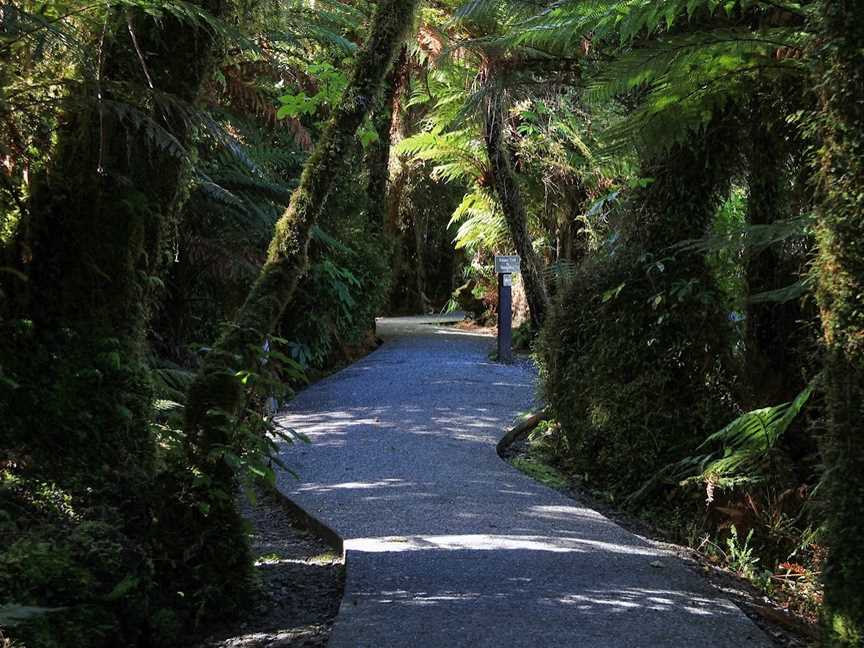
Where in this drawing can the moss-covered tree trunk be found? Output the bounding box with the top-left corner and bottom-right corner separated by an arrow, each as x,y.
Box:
384,51 -> 413,241
366,46 -> 407,232
482,78 -> 549,330
1,4 -> 232,639
19,1 -> 226,497
184,0 -> 418,473
814,2 -> 864,643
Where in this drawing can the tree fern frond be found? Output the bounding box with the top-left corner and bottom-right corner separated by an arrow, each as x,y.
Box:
396,129 -> 488,183
747,278 -> 812,305
449,187 -> 508,252
677,214 -> 812,255
515,0 -> 810,53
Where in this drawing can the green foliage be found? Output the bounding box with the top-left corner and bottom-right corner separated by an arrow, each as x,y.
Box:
670,382 -> 814,489
510,457 -> 570,491
511,0 -> 812,161
523,419 -> 572,459
0,472 -> 150,648
704,185 -> 748,311
812,2 -> 864,642
538,117 -> 739,491
725,525 -> 761,578
538,251 -> 734,493
0,2 -> 393,647
278,147 -> 394,370
278,62 -> 350,119
4,0 -> 861,641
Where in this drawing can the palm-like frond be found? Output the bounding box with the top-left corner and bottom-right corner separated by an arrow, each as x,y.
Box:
1,0 -> 364,197
396,129 -> 488,183
586,27 -> 808,156
516,0 -> 810,52
675,381 -> 815,484
450,187 -> 508,252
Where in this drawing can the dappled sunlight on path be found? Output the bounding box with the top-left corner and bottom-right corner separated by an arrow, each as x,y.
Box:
274,315 -> 770,647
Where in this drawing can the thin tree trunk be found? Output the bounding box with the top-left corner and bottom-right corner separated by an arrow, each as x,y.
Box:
412,209 -> 432,313
814,2 -> 864,643
184,0 -> 419,461
382,49 -> 414,313
384,50 -> 412,239
482,79 -> 549,330
366,46 -> 407,232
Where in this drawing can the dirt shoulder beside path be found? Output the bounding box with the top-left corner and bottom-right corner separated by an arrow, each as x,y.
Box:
198,487 -> 344,648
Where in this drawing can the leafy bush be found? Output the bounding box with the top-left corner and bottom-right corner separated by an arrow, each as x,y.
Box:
281,160 -> 392,372
0,474 -> 150,648
537,246 -> 734,495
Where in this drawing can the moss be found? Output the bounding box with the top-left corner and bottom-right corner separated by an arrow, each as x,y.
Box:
2,3 -> 235,646
0,475 -> 151,648
180,0 -> 420,612
814,2 -> 864,643
184,0 -> 421,452
511,456 -> 570,491
365,46 -> 407,233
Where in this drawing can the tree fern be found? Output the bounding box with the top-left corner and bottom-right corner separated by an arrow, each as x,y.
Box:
505,0 -> 812,161
516,0 -> 810,52
396,129 -> 488,184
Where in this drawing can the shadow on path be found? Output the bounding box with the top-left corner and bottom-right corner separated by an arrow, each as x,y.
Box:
274,315 -> 771,648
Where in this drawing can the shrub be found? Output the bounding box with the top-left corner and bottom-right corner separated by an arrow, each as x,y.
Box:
537,245 -> 735,495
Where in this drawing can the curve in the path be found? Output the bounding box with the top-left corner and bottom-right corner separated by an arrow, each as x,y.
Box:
274,315 -> 770,648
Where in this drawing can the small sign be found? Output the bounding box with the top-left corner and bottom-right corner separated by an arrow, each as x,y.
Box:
502,274 -> 512,287
495,255 -> 521,274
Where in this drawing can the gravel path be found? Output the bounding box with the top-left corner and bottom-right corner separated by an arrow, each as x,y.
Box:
274,315 -> 772,648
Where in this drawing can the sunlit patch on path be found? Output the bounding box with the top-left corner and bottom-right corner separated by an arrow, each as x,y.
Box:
275,315 -> 770,647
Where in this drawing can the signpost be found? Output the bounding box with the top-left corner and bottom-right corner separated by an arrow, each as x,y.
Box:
494,255 -> 520,363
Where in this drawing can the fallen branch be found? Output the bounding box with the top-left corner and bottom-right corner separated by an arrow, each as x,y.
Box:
497,408 -> 548,456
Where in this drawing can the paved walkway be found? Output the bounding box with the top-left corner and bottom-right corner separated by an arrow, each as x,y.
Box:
274,315 -> 770,647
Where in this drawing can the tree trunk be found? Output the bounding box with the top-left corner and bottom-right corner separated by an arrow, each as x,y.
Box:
20,1 -> 226,495
482,80 -> 549,330
384,50 -> 413,240
184,0 -> 419,468
412,209 -> 432,313
366,46 -> 407,232
2,3 -> 238,632
814,2 -> 864,643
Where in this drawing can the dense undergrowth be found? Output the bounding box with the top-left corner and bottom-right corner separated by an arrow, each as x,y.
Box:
0,1 -> 422,646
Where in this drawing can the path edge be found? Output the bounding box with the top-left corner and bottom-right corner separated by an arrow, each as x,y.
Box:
265,481 -> 345,556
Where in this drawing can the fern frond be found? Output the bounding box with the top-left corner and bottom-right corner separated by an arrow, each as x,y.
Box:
516,0 -> 810,53
396,129 -> 488,183
449,187 -> 508,252
678,381 -> 815,483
